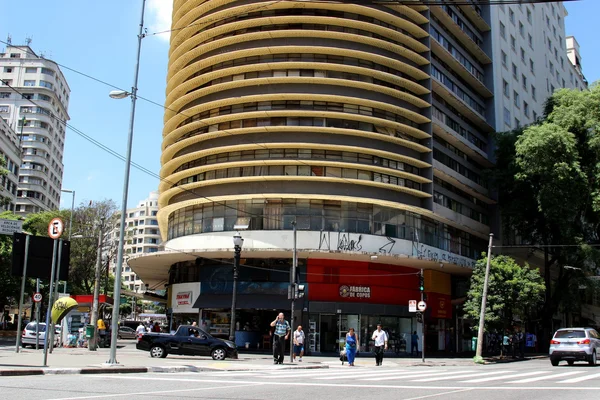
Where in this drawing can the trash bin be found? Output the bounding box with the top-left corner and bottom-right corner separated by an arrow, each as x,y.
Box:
471,337 -> 477,352
85,324 -> 95,339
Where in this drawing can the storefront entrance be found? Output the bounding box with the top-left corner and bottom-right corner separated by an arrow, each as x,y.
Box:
307,312 -> 415,355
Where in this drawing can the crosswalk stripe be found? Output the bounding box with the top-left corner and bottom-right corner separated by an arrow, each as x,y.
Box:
315,370 -> 416,380
461,371 -> 545,383
411,370 -> 509,382
558,371 -> 600,383
266,369 -> 397,378
361,370 -> 471,382
507,370 -> 583,383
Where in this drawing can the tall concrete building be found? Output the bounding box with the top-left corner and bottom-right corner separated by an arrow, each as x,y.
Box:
131,1 -> 496,351
109,191 -> 161,293
0,118 -> 20,212
489,2 -> 587,132
0,44 -> 70,216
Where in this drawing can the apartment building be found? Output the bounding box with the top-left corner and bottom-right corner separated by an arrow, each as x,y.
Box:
0,117 -> 20,212
128,1 -> 496,351
490,2 -> 587,132
0,44 -> 70,216
109,191 -> 161,292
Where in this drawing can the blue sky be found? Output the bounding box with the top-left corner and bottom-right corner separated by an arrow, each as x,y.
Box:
2,0 -> 599,210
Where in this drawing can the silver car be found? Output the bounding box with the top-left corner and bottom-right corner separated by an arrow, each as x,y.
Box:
21,322 -> 60,348
549,327 -> 600,366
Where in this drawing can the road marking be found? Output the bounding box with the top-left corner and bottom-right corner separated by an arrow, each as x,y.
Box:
558,371 -> 600,383
86,374 -> 600,390
461,371 -> 546,383
47,383 -> 264,400
412,370 -> 509,382
361,370 -> 467,382
508,371 -> 583,383
402,388 -> 474,400
317,370 -> 417,380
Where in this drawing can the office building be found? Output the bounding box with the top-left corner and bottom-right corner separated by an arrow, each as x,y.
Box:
489,2 -> 587,131
0,117 -> 20,212
109,191 -> 161,293
130,1 -> 496,352
0,44 -> 70,216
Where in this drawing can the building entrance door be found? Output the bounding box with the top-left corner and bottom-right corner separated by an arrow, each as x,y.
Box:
319,314 -> 337,353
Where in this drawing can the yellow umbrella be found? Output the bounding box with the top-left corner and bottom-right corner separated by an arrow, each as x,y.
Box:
51,297 -> 79,324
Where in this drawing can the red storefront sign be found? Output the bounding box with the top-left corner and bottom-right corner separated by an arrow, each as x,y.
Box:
426,292 -> 453,319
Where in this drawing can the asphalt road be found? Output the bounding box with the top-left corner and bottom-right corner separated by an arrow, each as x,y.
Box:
2,358 -> 600,400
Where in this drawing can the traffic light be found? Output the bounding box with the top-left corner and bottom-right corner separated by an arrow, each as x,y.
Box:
288,284 -> 306,299
295,284 -> 305,299
419,270 -> 425,292
416,312 -> 423,323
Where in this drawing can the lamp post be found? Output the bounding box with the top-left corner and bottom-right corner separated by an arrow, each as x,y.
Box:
229,233 -> 244,343
106,0 -> 146,365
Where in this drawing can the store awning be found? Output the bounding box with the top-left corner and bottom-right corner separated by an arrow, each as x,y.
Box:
193,295 -> 290,310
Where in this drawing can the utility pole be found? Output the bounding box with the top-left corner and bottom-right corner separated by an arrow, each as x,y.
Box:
89,218 -> 105,351
475,233 -> 494,359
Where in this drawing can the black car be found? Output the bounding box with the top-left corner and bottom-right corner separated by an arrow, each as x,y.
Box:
136,325 -> 238,360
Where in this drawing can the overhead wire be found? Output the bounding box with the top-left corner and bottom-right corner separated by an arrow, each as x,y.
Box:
0,33 -> 429,228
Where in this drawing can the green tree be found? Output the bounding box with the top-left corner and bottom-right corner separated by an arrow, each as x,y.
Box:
0,211 -> 33,311
493,83 -> 600,346
23,200 -> 118,295
464,254 -> 545,338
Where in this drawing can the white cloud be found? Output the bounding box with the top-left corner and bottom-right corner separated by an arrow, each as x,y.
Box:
146,0 -> 173,41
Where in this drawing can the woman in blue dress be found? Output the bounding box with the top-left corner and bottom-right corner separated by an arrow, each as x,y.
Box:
345,328 -> 358,366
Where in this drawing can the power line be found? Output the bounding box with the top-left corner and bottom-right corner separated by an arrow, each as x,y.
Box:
0,49 -> 431,228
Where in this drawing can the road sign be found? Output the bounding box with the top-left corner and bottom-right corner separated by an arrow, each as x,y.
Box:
48,217 -> 64,239
408,300 -> 417,312
4,305 -> 9,311
33,292 -> 42,303
0,218 -> 22,235
417,300 -> 427,312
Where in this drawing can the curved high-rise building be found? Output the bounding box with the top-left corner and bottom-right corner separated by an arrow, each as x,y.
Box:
131,1 -> 495,353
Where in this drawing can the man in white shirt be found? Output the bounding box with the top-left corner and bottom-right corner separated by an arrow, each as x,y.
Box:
135,322 -> 146,342
293,326 -> 305,362
371,323 -> 388,366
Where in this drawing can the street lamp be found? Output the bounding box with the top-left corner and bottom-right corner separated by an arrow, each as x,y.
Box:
229,233 -> 244,342
106,0 -> 146,365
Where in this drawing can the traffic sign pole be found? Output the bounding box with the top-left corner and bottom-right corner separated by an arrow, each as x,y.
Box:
15,235 -> 30,353
420,269 -> 425,363
35,280 -> 40,350
42,239 -> 59,366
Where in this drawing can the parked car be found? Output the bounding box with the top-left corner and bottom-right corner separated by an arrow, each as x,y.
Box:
118,326 -> 137,340
21,322 -> 60,348
549,327 -> 600,366
136,325 -> 238,360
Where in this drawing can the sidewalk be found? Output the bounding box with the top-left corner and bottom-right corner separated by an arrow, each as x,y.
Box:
0,343 -> 546,377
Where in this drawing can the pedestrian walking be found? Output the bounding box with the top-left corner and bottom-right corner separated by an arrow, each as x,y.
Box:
270,312 -> 290,364
135,321 -> 146,342
293,325 -> 305,362
345,328 -> 358,366
371,323 -> 388,366
411,330 -> 419,356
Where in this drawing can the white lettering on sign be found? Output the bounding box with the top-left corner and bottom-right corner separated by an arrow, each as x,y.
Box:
176,291 -> 192,306
339,285 -> 371,299
0,219 -> 22,235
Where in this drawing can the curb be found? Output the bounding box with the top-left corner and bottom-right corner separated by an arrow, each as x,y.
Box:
0,363 -> 329,377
